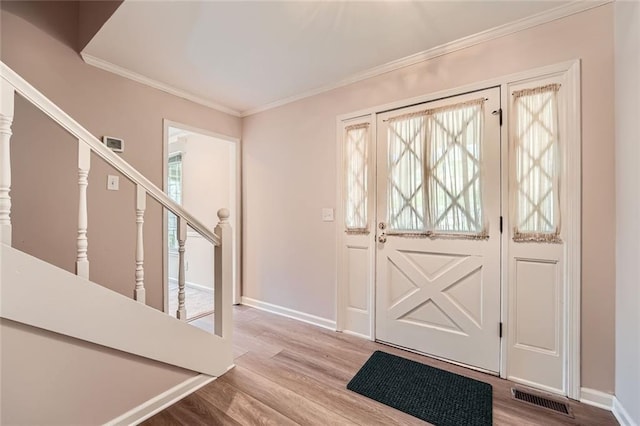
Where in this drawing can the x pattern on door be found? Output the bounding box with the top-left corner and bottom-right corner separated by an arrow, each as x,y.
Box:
387,249 -> 484,335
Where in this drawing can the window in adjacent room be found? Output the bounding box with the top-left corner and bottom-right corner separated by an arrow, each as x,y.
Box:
167,152 -> 183,251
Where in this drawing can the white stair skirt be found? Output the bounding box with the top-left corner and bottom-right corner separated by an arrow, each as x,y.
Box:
0,244 -> 233,376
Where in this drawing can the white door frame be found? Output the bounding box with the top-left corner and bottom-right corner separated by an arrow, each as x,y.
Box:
336,60 -> 581,399
162,119 -> 242,311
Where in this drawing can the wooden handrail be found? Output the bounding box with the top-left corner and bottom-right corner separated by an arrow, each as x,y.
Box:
0,61 -> 220,246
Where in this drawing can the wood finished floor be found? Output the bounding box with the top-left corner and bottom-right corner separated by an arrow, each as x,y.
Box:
143,306 -> 617,426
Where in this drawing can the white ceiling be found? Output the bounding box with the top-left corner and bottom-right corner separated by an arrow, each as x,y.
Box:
84,1 -> 571,115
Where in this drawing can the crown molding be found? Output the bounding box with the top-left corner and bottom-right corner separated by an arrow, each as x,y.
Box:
80,53 -> 242,117
240,0 -> 610,117
82,0 -> 610,119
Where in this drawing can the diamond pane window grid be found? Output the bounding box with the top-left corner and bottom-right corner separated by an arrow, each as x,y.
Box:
387,115 -> 427,232
514,86 -> 559,235
427,102 -> 484,233
345,125 -> 369,230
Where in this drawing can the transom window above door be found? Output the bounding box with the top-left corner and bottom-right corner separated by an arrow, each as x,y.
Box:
386,98 -> 487,236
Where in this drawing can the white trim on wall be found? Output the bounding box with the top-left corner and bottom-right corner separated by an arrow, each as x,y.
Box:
241,297 -> 336,331
499,81 -> 510,382
613,397 -> 638,426
580,387 -> 614,411
564,59 -> 583,400
104,374 -> 216,426
335,118 -> 344,333
164,120 -> 240,145
81,53 -> 241,117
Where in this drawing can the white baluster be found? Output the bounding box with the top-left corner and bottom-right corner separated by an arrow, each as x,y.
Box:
0,80 -> 15,245
134,185 -> 146,303
76,142 -> 91,279
214,208 -> 233,343
176,216 -> 187,320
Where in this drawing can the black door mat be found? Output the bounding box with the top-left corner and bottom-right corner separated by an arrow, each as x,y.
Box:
347,351 -> 493,426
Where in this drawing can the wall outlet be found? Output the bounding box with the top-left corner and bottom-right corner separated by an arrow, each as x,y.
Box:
107,175 -> 119,191
322,208 -> 334,222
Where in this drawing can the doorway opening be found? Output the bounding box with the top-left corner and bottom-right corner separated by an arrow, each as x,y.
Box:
163,121 -> 240,321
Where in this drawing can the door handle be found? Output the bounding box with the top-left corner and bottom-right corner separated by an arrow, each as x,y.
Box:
378,232 -> 387,243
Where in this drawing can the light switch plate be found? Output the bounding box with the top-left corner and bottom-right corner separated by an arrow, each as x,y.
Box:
322,208 -> 334,222
107,175 -> 119,191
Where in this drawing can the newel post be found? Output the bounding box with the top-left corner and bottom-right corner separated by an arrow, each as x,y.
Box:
214,208 -> 233,341
0,79 -> 15,245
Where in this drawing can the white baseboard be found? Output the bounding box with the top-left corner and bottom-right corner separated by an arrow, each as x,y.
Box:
342,329 -> 373,341
105,374 -> 216,426
613,397 -> 638,426
168,277 -> 214,293
580,387 -> 614,410
241,296 -> 336,331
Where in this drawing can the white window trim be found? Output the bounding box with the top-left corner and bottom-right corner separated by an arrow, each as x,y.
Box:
167,152 -> 183,255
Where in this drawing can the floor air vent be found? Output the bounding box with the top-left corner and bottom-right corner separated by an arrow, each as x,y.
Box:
511,388 -> 572,417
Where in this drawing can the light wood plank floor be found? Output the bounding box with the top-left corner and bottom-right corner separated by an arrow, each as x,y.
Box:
143,306 -> 617,425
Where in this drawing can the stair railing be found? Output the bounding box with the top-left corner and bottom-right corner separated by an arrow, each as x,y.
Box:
0,62 -> 232,342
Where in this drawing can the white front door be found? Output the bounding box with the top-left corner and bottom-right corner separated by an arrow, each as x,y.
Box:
375,88 -> 502,373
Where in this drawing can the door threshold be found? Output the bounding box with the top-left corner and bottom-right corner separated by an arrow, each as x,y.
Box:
376,339 -> 500,377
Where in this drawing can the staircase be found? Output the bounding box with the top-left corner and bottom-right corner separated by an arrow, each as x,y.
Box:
0,61 -> 234,417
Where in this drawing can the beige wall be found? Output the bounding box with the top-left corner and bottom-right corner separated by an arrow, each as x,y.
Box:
614,1 -> 640,422
1,2 -> 242,311
0,318 -> 197,425
78,0 -> 122,51
242,5 -> 616,392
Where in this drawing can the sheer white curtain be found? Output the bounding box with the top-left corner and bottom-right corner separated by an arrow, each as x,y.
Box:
513,84 -> 561,242
387,113 -> 427,232
426,100 -> 485,234
344,123 -> 369,231
385,98 -> 486,236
